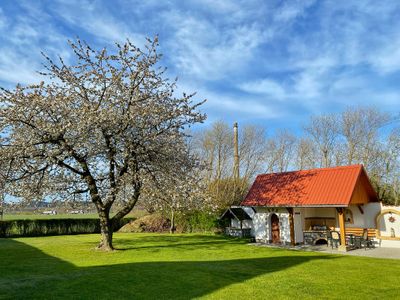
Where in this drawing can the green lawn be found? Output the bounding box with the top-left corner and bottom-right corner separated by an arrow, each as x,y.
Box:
0,234 -> 399,299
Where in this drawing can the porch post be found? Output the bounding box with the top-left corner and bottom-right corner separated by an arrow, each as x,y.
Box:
287,207 -> 295,246
337,208 -> 347,252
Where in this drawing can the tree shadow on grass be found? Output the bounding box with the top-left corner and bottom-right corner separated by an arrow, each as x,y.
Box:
0,238 -> 338,299
112,234 -> 248,251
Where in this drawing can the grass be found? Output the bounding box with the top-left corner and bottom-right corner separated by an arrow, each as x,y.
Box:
0,233 -> 399,299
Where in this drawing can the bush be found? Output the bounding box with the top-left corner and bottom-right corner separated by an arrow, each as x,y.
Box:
176,211 -> 219,233
118,213 -> 170,233
0,218 -> 133,238
119,211 -> 219,234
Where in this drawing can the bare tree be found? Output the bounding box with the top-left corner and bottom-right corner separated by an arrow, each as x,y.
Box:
0,38 -> 205,250
305,114 -> 339,168
264,130 -> 296,173
239,124 -> 267,180
369,128 -> 400,204
295,138 -> 316,170
340,106 -> 390,167
194,121 -> 268,209
196,121 -> 233,182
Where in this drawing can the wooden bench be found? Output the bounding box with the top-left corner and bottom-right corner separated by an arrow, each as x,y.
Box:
345,227 -> 376,239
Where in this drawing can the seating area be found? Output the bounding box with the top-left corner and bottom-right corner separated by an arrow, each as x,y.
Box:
345,228 -> 376,239
327,227 -> 376,250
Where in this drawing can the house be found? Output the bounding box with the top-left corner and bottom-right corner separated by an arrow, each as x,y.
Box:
226,165 -> 400,251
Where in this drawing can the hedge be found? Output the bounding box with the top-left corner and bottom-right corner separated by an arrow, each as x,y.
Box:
175,211 -> 219,233
0,218 -> 134,238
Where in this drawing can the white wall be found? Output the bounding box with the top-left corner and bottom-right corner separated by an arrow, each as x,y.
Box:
252,207 -> 268,242
355,203 -> 400,234
252,207 -> 291,244
350,203 -> 381,228
294,208 -> 303,243
346,205 -> 364,228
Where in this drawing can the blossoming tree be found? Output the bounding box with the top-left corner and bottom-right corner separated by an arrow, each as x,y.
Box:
0,38 -> 205,250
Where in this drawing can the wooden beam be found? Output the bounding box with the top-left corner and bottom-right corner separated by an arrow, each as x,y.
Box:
287,207 -> 295,246
337,208 -> 347,252
357,205 -> 364,214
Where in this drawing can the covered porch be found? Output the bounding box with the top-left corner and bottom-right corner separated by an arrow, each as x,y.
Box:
291,205 -> 376,251
249,205 -> 375,252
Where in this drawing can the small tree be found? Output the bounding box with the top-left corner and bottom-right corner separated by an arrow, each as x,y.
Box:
142,158 -> 208,233
0,38 -> 205,250
207,177 -> 249,210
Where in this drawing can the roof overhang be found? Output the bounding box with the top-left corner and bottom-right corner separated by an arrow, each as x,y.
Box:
241,204 -> 348,208
220,207 -> 251,220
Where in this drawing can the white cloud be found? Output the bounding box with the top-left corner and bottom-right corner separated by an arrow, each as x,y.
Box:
1,0 -> 400,126
369,36 -> 400,74
0,4 -> 70,86
163,10 -> 273,81
0,50 -> 43,85
239,78 -> 287,99
293,70 -> 323,99
195,0 -> 241,14
207,96 -> 279,118
176,81 -> 282,120
0,8 -> 7,29
49,0 -> 145,46
274,0 -> 316,22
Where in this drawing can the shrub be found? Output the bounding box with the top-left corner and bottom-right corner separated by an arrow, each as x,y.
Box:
119,211 -> 219,234
176,211 -> 219,233
0,218 -> 133,238
118,213 -> 170,233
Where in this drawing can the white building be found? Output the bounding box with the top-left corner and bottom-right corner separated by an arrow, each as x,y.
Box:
225,165 -> 400,251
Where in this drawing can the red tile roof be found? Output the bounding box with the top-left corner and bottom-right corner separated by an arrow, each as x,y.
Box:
241,165 -> 378,207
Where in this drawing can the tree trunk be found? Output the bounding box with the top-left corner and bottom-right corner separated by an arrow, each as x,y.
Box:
170,210 -> 175,234
97,212 -> 114,251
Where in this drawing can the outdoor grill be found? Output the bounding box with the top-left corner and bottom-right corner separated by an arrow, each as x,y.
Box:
303,217 -> 336,245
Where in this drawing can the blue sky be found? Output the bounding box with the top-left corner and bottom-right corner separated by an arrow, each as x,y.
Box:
0,0 -> 399,133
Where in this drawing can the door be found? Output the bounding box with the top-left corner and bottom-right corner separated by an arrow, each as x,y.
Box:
271,214 -> 280,243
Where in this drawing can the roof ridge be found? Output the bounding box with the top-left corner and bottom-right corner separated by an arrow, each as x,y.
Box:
257,164 -> 363,177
